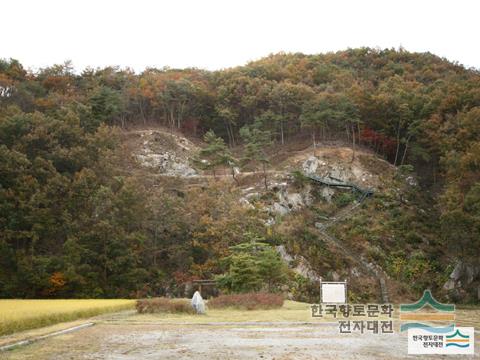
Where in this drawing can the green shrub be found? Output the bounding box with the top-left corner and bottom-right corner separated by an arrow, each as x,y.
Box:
289,275 -> 318,303
366,246 -> 385,263
334,192 -> 355,207
291,170 -> 308,188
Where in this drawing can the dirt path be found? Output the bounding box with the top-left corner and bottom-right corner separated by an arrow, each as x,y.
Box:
0,323 -> 419,360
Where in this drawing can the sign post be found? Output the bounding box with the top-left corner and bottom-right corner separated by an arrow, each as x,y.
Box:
320,279 -> 347,303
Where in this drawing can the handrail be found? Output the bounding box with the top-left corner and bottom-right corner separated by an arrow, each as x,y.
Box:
304,173 -> 374,200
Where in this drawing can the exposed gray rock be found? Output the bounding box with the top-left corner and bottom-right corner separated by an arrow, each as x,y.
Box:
137,151 -> 197,177
328,168 -> 349,182
321,187 -> 335,202
443,261 -> 480,291
465,264 -> 480,284
239,197 -> 255,209
443,279 -> 456,291
242,187 -> 256,193
350,267 -> 361,277
271,182 -> 288,191
282,192 -> 304,209
405,176 -> 418,186
245,192 -> 260,200
134,130 -> 198,177
265,218 -> 276,226
277,245 -> 294,263
276,245 -> 321,283
314,222 -> 325,230
269,182 -> 312,217
451,262 -> 466,282
302,156 -> 320,174
271,202 -> 290,216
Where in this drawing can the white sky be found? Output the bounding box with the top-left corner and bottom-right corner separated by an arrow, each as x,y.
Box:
2,0 -> 479,73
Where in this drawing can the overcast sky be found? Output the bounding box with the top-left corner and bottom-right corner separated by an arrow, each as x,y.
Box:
3,0 -> 479,73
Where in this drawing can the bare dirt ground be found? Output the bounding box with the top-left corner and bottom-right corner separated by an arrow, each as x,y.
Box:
1,323 -> 398,360
2,322 -> 478,360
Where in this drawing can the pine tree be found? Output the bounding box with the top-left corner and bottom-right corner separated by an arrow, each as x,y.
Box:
216,239 -> 288,293
194,130 -> 235,179
240,124 -> 272,190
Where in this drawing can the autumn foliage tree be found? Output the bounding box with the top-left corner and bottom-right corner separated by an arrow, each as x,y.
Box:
2,48 -> 480,298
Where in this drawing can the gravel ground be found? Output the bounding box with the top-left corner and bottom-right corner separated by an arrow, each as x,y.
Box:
4,322 -> 478,360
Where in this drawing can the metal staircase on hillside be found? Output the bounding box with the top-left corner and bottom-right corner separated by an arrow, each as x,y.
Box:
304,174 -> 374,201
306,173 -> 389,303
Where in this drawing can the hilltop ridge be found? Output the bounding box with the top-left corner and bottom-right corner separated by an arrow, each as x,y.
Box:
1,49 -> 479,301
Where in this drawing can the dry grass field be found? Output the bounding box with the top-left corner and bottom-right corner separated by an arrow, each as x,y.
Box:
0,299 -> 135,336
1,300 -> 479,359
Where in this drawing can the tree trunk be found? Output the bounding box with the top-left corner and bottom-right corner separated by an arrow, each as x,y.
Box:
351,124 -> 356,162
225,121 -> 233,147
178,101 -> 186,129
262,162 -> 268,190
170,107 -> 175,134
400,134 -> 412,166
231,166 -> 239,186
138,95 -> 146,124
103,236 -> 108,287
393,121 -> 401,166
228,122 -> 236,146
153,227 -> 157,267
357,121 -> 362,145
280,120 -> 284,145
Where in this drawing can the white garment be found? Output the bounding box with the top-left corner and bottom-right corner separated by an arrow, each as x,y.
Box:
191,291 -> 205,314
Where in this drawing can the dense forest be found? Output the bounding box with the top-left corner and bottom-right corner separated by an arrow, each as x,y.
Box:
1,48 -> 479,299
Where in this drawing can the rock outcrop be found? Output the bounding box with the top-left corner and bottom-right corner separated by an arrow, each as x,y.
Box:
276,245 -> 321,283
443,261 -> 480,300
133,130 -> 198,177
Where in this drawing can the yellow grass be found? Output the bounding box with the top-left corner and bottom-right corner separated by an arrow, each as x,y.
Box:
128,300 -> 337,323
0,299 -> 135,336
126,300 -> 480,328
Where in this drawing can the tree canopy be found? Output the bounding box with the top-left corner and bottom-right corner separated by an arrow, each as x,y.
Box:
1,48 -> 479,299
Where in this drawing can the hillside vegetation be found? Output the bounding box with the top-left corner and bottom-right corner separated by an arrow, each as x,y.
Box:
0,48 -> 479,302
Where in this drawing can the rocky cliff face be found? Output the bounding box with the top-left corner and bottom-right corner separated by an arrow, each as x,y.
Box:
276,245 -> 321,283
128,129 -> 199,177
444,262 -> 480,301
120,128 -> 456,303
296,150 -> 392,189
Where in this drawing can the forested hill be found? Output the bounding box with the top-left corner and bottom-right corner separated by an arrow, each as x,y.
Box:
0,48 -> 479,300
